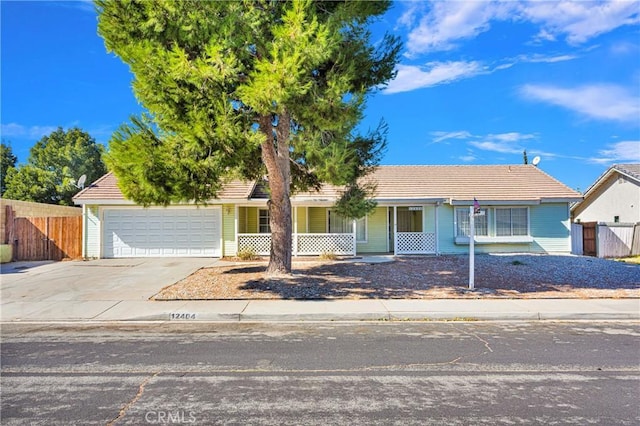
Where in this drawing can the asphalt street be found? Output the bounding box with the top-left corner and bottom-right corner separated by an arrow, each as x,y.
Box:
1,321 -> 639,425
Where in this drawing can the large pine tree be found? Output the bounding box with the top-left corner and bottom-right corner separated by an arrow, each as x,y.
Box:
96,0 -> 400,275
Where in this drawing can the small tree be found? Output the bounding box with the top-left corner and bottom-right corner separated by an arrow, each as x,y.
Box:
0,142 -> 17,195
3,127 -> 106,205
97,0 -> 401,276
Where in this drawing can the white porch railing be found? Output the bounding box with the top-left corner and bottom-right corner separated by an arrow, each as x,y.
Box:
237,234 -> 272,255
237,233 -> 356,256
396,232 -> 436,254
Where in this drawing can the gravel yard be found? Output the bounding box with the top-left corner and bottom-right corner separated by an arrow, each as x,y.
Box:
152,254 -> 640,301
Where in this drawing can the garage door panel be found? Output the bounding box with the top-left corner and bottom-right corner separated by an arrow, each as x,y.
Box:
102,208 -> 221,258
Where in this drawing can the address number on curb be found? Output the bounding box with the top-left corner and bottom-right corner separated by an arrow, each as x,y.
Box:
170,313 -> 196,320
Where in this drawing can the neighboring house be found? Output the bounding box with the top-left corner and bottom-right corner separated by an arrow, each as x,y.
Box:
73,165 -> 581,258
571,164 -> 640,224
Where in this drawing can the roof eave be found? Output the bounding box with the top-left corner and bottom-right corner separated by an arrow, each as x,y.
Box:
74,198 -> 247,206
541,197 -> 583,203
375,198 -> 447,205
450,199 -> 541,206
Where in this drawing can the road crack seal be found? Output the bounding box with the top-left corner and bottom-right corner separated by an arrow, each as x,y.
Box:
449,324 -> 494,359
107,371 -> 159,426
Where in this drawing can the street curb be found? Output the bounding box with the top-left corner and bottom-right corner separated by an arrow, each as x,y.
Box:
2,299 -> 638,323
4,312 -> 638,323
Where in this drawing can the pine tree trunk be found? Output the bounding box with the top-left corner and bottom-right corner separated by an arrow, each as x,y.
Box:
259,113 -> 292,277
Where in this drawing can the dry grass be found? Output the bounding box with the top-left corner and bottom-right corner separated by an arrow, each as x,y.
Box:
152,255 -> 640,301
616,256 -> 640,265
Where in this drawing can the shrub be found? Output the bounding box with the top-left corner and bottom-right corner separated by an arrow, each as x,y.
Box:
320,251 -> 338,261
237,247 -> 258,261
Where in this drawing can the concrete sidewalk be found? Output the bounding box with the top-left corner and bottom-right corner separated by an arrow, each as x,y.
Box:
1,258 -> 638,323
2,297 -> 638,323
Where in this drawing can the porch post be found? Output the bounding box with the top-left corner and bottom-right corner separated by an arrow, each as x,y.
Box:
386,207 -> 390,253
234,205 -> 239,257
435,202 -> 440,255
352,219 -> 357,256
293,206 -> 298,257
393,206 -> 398,255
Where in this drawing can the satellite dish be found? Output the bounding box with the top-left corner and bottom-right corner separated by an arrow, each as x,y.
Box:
75,174 -> 87,189
532,156 -> 541,166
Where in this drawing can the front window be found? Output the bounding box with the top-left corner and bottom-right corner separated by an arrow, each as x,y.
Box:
456,208 -> 488,237
328,211 -> 366,242
496,208 -> 528,236
258,209 -> 270,233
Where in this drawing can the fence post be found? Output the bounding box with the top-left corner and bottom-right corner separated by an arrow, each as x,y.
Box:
633,223 -> 640,256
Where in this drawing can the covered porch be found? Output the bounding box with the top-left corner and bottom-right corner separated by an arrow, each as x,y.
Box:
236,205 -> 357,256
389,204 -> 440,255
235,203 -> 441,257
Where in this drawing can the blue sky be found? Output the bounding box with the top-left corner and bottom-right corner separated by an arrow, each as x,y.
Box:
1,1 -> 639,193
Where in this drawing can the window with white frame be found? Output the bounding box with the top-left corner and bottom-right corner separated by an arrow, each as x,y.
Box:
455,208 -> 488,237
328,211 -> 367,242
258,209 -> 270,233
496,208 -> 528,236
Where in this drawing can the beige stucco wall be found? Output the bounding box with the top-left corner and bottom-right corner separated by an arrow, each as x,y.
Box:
573,174 -> 640,223
1,198 -> 82,217
1,198 -> 82,245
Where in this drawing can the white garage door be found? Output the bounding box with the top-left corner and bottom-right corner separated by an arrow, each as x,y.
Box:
102,208 -> 222,258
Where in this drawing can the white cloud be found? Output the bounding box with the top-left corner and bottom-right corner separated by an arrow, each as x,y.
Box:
610,41 -> 640,56
591,141 -> 640,163
469,132 -> 537,154
430,131 -> 473,143
470,141 -> 524,154
386,49 -> 579,95
0,123 -> 26,137
520,83 -> 640,123
0,123 -> 58,139
459,153 -> 477,162
401,1 -> 640,55
385,61 -> 487,94
490,132 -> 536,143
405,1 -> 509,54
430,130 -> 537,157
48,0 -> 95,13
521,54 -> 578,63
495,52 -> 579,72
396,2 -> 424,30
1,122 -> 115,144
523,0 -> 640,45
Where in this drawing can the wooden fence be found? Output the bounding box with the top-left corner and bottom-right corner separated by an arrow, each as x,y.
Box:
571,222 -> 640,258
7,215 -> 82,261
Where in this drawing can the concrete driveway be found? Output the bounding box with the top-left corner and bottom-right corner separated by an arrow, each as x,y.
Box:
0,258 -> 218,321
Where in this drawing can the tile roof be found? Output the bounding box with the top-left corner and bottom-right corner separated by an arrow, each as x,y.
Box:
73,172 -> 255,202
73,173 -> 123,200
613,164 -> 640,182
74,165 -> 581,204
570,163 -> 640,213
365,165 -> 581,202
